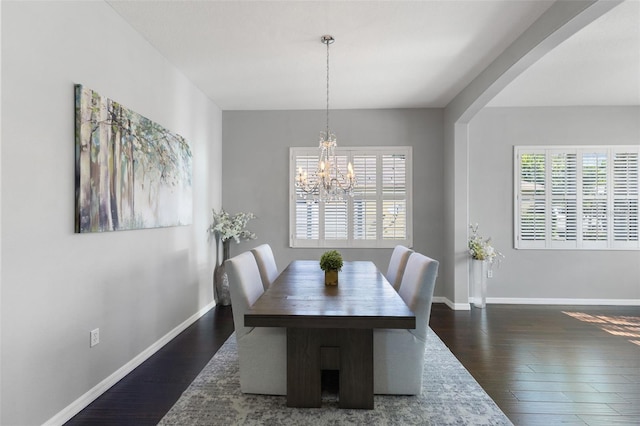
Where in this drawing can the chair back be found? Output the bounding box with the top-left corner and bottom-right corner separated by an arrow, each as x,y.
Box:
251,244 -> 278,290
225,251 -> 265,339
386,245 -> 413,291
398,252 -> 439,341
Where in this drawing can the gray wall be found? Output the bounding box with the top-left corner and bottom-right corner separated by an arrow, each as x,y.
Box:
441,1 -> 621,308
1,2 -> 222,424
469,107 -> 640,301
221,109 -> 445,292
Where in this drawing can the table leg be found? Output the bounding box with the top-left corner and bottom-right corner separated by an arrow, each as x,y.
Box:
286,328 -> 373,409
339,328 -> 373,409
287,328 -> 321,407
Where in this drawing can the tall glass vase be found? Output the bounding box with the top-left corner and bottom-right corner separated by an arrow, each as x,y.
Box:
471,259 -> 488,308
214,238 -> 231,306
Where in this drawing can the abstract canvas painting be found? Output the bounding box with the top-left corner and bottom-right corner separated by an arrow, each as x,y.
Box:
75,84 -> 192,233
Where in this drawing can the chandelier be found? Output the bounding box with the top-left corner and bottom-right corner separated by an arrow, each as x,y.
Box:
295,35 -> 356,203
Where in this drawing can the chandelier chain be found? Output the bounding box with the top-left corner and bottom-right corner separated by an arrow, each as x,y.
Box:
326,36 -> 330,135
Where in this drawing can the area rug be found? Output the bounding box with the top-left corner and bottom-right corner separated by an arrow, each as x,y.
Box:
159,329 -> 512,425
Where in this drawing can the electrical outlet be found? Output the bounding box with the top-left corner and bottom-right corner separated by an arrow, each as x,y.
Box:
90,328 -> 99,347
487,269 -> 493,278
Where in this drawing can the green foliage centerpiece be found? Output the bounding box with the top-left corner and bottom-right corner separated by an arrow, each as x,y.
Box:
320,250 -> 343,286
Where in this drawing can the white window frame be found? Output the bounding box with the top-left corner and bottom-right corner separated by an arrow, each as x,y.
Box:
514,145 -> 640,250
290,146 -> 413,248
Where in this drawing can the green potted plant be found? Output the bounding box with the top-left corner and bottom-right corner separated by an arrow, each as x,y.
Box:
319,250 -> 343,286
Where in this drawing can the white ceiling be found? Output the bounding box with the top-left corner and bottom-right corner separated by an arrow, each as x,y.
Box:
107,0 -> 640,111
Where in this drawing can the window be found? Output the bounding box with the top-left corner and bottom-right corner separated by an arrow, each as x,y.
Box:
515,146 -> 639,250
290,146 -> 412,248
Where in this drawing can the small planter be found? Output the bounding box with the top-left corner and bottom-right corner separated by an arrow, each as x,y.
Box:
325,269 -> 339,286
320,250 -> 343,286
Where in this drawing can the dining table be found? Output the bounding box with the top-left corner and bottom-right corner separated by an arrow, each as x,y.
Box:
244,260 -> 416,409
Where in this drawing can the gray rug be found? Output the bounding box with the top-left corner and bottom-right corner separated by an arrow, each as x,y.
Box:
159,329 -> 513,425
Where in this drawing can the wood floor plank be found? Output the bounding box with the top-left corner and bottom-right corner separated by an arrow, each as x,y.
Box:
511,390 -> 574,402
561,391 -> 630,404
577,415 -> 640,425
498,372 -> 633,383
608,403 -> 640,415
588,382 -> 640,393
485,380 -> 600,393
528,365 -> 639,375
498,401 -> 620,415
507,413 -> 587,425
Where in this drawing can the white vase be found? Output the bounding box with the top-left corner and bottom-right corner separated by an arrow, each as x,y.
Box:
471,259 -> 488,308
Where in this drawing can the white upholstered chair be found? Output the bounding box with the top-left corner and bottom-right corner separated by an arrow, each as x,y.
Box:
250,244 -> 279,290
374,252 -> 439,395
386,245 -> 414,291
225,251 -> 286,395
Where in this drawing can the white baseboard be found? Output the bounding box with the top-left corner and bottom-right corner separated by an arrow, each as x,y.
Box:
433,296 -> 640,310
486,297 -> 640,306
43,300 -> 217,426
432,296 -> 471,311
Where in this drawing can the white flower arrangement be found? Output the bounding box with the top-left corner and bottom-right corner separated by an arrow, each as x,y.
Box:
468,223 -> 504,264
208,208 -> 256,243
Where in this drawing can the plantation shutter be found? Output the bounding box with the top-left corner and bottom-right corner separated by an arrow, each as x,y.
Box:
323,153 -> 350,241
324,201 -> 348,240
515,146 -> 639,250
612,149 -> 639,247
581,151 -> 608,247
290,146 -> 412,248
352,154 -> 377,240
550,151 -> 577,246
382,154 -> 407,240
294,155 -> 320,241
516,151 -> 546,247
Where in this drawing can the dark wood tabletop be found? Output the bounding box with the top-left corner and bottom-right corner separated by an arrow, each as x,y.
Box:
245,260 -> 416,330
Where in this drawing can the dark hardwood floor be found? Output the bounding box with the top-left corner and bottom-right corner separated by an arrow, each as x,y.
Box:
66,304 -> 639,425
430,304 -> 640,426
66,305 -> 235,426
